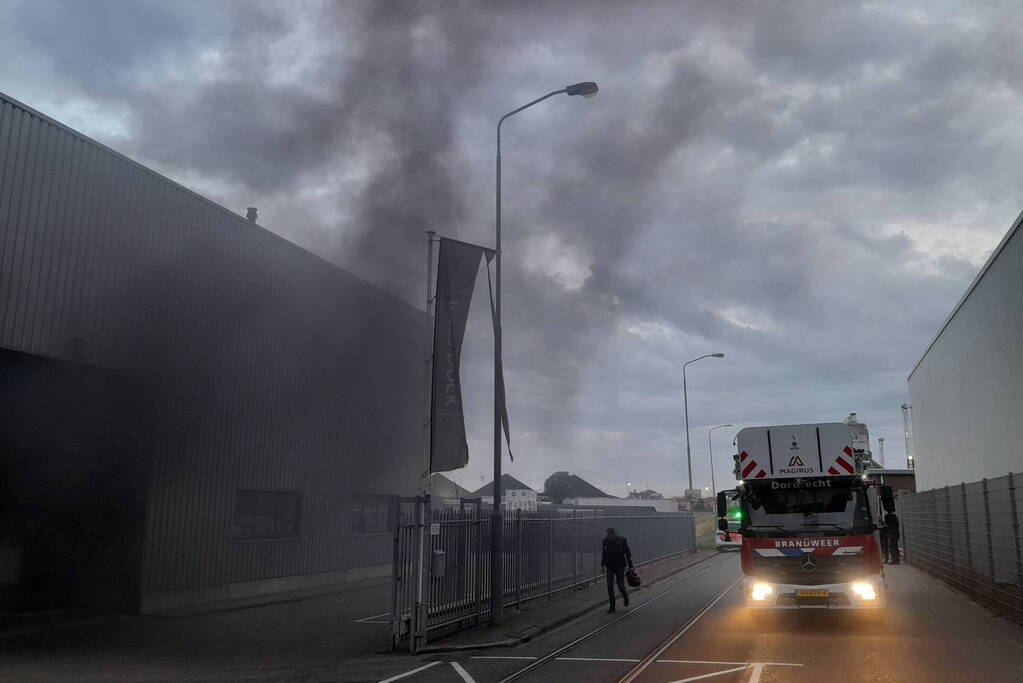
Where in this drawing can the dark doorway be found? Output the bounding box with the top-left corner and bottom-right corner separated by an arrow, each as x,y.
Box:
0,348 -> 152,613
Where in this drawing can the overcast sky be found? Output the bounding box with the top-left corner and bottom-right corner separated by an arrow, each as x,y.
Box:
3,0 -> 1019,496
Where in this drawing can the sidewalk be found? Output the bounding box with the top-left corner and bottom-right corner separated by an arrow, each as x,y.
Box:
0,579 -> 396,682
418,549 -> 717,653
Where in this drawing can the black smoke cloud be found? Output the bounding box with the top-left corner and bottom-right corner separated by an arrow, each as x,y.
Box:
2,0 -> 1020,492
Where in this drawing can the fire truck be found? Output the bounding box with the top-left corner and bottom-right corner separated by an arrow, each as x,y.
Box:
717,422 -> 895,614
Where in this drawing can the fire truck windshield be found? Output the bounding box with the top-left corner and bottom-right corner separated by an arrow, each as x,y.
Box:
745,485 -> 872,535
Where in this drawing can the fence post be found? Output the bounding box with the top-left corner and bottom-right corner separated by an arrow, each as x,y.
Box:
982,479 -> 995,580
944,485 -> 954,566
475,512 -> 484,625
410,497 -> 425,654
515,509 -> 522,610
572,511 -> 578,587
547,513 -> 553,600
389,504 -> 402,652
899,494 -> 908,563
961,482 -> 973,571
422,501 -> 434,650
1009,473 -> 1023,588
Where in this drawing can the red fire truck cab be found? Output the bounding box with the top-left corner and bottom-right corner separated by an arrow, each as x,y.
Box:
718,423 -> 895,612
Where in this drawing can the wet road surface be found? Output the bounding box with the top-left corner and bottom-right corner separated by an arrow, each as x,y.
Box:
374,553 -> 1023,683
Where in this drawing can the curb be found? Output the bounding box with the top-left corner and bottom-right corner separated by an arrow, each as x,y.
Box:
416,552 -> 717,654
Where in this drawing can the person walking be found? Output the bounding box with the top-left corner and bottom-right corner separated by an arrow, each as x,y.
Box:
601,527 -> 633,613
884,511 -> 900,564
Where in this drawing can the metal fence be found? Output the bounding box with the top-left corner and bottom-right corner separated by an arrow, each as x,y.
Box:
390,499 -> 696,652
900,472 -> 1023,623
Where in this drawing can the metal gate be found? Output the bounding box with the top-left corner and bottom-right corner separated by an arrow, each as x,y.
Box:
389,497 -> 423,652
389,497 -> 696,653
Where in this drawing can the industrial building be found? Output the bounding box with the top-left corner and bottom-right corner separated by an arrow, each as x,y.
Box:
0,93 -> 423,614
908,210 -> 1023,491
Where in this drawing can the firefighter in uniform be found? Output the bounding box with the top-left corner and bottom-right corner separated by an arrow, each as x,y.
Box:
878,518 -> 890,563
884,511 -> 900,564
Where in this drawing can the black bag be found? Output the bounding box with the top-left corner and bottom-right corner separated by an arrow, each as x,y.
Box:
625,568 -> 641,587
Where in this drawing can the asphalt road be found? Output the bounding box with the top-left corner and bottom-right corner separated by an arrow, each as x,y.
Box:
374,553 -> 1023,683
5,554 -> 1023,682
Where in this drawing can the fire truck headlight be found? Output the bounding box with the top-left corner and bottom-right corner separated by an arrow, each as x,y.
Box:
751,583 -> 773,601
851,582 -> 877,600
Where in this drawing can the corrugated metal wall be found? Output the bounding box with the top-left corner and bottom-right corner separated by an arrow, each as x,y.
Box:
0,93 -> 424,598
908,215 -> 1023,491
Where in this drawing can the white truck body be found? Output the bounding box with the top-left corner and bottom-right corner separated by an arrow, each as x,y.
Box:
736,423 -> 857,479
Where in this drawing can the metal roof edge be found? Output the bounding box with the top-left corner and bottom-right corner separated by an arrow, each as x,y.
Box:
907,207 -> 1023,382
0,91 -> 425,317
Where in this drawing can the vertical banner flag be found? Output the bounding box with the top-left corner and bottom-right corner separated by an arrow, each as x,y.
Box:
430,238 -> 495,473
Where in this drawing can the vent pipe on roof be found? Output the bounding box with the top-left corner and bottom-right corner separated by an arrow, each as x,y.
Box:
246,207 -> 258,223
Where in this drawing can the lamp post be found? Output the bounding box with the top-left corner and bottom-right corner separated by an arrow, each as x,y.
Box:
901,403 -> 914,469
683,353 -> 725,494
707,424 -> 733,496
491,81 -> 598,626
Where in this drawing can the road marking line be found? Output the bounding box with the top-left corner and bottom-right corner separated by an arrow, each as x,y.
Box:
450,661 -> 476,683
356,611 -> 392,623
498,555 -> 734,683
666,661 -> 805,683
618,577 -> 740,683
378,661 -> 441,682
667,665 -> 751,683
657,660 -> 802,667
470,656 -> 538,660
556,657 -> 642,662
656,660 -> 747,665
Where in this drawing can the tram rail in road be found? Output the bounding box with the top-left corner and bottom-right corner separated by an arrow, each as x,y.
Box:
496,554 -> 737,683
616,578 -> 739,683
375,552 -> 1023,683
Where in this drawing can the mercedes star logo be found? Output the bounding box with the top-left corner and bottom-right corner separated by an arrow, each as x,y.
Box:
800,553 -> 818,571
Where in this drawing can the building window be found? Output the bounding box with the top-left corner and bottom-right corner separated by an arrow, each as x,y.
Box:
233,490 -> 301,540
351,494 -> 394,534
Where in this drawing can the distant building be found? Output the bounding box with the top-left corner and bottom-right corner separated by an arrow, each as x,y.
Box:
629,489 -> 664,500
908,210 -> 1023,490
864,468 -> 917,496
844,413 -> 882,469
506,489 -> 539,512
565,497 -> 678,513
429,474 -> 475,507
473,474 -> 537,511
562,475 -> 611,498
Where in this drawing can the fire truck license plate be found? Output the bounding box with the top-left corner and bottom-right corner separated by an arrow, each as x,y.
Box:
797,589 -> 829,598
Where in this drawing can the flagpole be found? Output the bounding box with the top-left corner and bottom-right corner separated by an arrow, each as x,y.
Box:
423,230 -> 437,497
492,119 -> 504,626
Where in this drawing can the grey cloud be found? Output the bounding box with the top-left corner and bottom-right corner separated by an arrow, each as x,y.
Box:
2,0 -> 1019,492
11,0 -> 208,91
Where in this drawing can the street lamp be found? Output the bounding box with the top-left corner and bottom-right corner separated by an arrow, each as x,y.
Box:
491,81 -> 598,626
682,353 -> 725,493
707,424 -> 733,496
